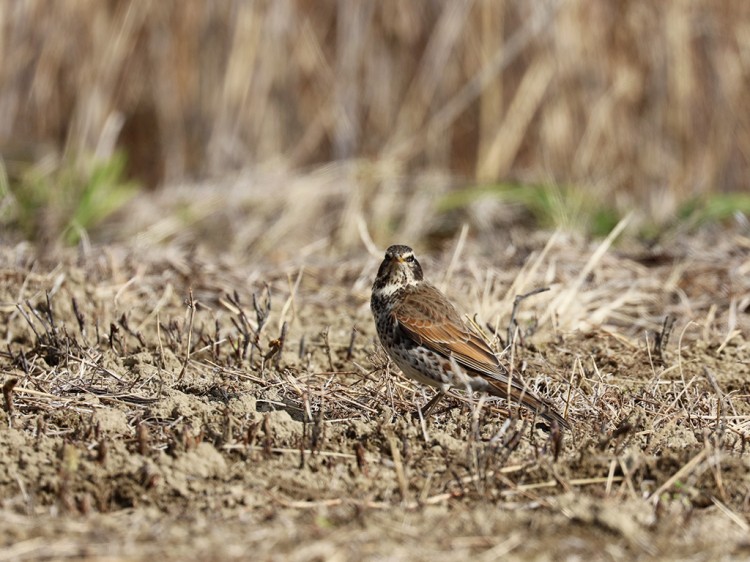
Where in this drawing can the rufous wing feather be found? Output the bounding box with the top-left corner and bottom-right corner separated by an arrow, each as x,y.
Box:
393,284 -> 569,429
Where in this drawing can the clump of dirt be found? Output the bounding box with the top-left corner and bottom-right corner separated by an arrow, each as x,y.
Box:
0,230 -> 748,560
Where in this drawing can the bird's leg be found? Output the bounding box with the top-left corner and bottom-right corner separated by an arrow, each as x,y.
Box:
418,389 -> 447,418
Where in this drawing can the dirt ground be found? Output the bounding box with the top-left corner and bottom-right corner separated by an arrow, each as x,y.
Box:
1,223 -> 749,561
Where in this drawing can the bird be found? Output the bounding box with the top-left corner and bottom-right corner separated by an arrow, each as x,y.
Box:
370,244 -> 569,430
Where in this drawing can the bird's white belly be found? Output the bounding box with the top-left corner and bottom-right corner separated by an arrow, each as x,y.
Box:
387,345 -> 449,389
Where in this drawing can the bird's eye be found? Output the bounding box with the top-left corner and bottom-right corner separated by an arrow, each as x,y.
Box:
405,255 -> 415,263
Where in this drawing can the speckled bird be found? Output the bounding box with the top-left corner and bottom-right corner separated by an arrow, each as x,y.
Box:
370,244 -> 569,429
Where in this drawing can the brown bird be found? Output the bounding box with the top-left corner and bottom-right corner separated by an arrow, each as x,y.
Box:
371,244 -> 569,429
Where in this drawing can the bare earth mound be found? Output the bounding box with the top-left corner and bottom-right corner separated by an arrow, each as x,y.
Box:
1,228 -> 749,561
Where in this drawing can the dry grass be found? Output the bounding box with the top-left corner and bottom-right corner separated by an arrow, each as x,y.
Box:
0,226 -> 748,559
1,1 -> 749,228
1,3 -> 749,558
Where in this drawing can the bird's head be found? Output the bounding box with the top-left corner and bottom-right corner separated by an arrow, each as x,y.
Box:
373,245 -> 424,294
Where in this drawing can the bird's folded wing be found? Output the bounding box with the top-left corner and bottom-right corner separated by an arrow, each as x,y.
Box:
393,291 -> 570,429
392,289 -> 506,378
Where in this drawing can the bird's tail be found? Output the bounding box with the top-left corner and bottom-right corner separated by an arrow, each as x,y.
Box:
486,375 -> 570,430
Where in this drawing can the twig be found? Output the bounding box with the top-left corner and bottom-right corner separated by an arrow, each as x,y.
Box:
345,326 -> 357,361
224,291 -> 253,362
321,327 -> 334,372
43,291 -> 55,331
178,289 -> 196,381
71,297 -> 86,339
440,223 -> 469,291
279,266 -> 304,331
652,315 -> 675,362
15,303 -> 40,340
252,284 -> 272,363
702,367 -> 725,425
26,299 -> 52,340
507,287 -> 550,347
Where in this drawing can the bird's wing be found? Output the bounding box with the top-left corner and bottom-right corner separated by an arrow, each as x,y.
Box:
393,284 -> 569,429
392,284 -> 506,377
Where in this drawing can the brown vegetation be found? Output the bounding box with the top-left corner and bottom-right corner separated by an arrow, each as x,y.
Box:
1,3 -> 749,560
2,1 -> 749,219
1,227 -> 749,559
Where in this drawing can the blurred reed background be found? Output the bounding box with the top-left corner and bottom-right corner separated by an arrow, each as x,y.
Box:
0,0 -> 749,249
